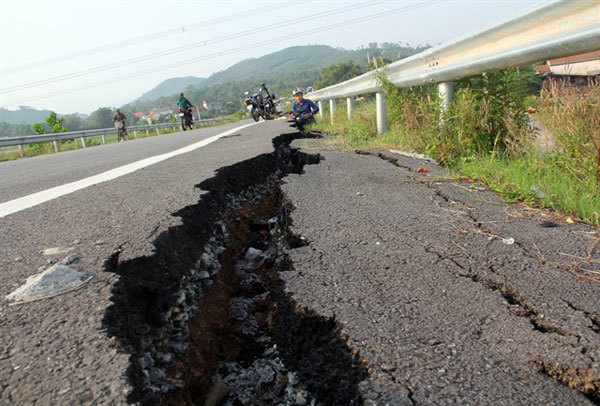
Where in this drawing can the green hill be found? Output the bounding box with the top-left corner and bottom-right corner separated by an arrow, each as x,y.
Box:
204,45 -> 357,86
123,43 -> 426,118
135,76 -> 207,103
0,106 -> 58,125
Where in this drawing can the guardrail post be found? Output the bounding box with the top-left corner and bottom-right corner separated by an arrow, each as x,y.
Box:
145,129 -> 149,137
438,82 -> 455,112
329,99 -> 336,124
318,101 -> 323,120
18,145 -> 24,157
80,137 -> 86,149
101,135 -> 106,144
346,97 -> 354,120
53,141 -> 58,153
376,91 -> 387,135
156,128 -> 160,136
134,130 -> 138,139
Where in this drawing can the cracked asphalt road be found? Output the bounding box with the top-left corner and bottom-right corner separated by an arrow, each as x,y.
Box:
1,119 -> 599,404
0,120 -> 272,404
282,139 -> 600,405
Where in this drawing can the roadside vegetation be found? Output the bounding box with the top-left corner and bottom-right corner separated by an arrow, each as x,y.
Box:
0,113 -> 245,162
311,67 -> 600,224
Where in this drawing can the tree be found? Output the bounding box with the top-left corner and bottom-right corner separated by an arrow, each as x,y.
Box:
88,107 -> 114,129
62,114 -> 83,131
32,122 -> 45,135
45,111 -> 67,133
316,61 -> 363,89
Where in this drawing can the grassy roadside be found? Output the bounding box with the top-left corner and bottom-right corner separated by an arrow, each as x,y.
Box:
310,82 -> 600,225
0,116 -> 243,162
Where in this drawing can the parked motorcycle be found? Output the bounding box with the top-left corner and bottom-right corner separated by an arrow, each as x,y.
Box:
178,107 -> 194,131
244,92 -> 262,122
244,83 -> 280,122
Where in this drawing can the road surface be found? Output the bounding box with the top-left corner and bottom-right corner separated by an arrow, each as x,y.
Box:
1,119 -> 598,404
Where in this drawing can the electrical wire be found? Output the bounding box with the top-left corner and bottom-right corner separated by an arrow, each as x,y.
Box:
1,0 -> 446,107
0,1 -> 297,75
2,0 -> 391,93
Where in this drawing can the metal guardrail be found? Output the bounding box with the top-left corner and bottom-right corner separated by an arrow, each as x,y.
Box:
0,118 -> 228,148
306,0 -> 599,134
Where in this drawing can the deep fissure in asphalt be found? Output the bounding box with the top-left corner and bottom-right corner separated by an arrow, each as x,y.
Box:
102,132 -> 366,405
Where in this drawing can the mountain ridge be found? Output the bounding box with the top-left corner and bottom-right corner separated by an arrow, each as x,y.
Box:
134,76 -> 207,103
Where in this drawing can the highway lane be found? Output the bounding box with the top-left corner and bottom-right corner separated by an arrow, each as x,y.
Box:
0,119 -> 292,404
0,120 -> 257,204
2,117 -> 599,404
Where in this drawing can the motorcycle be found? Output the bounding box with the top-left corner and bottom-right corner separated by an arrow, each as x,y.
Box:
114,120 -> 127,142
244,83 -> 280,122
244,92 -> 262,122
178,107 -> 194,131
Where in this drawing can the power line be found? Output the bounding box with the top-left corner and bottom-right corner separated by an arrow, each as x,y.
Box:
0,1 -> 296,75
2,0 -> 390,93
1,0 -> 446,107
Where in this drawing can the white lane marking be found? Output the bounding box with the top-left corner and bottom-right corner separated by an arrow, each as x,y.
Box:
0,122 -> 258,218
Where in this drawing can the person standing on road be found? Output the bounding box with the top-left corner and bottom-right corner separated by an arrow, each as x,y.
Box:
290,88 -> 319,133
113,109 -> 127,142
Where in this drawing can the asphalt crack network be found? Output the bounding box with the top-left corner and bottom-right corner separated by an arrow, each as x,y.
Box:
362,149 -> 600,403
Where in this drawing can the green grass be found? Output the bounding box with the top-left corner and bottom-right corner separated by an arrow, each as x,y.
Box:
458,153 -> 600,223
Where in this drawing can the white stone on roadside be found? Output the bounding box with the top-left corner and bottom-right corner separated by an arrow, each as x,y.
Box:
502,237 -> 515,245
5,264 -> 91,304
42,246 -> 74,256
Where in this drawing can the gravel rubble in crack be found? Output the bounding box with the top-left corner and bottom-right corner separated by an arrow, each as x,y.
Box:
102,132 -> 370,405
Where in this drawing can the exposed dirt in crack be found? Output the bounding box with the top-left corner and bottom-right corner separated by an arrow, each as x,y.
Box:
102,132 -> 367,405
536,360 -> 600,404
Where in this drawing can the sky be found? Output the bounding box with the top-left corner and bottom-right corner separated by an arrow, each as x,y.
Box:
0,0 -> 549,115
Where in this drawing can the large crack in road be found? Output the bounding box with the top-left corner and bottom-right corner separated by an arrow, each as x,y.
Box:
99,132 -> 600,405
102,132 -> 367,405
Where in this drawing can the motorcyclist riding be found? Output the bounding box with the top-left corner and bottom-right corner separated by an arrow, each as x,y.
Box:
177,92 -> 194,126
290,88 -> 319,133
112,108 -> 127,142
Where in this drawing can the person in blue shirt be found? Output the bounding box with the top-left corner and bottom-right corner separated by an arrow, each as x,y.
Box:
290,88 -> 319,132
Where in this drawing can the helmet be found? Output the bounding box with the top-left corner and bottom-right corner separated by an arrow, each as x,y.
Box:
292,88 -> 303,97
180,92 -> 184,97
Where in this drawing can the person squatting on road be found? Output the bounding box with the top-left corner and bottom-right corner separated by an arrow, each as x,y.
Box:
177,92 -> 194,125
290,88 -> 318,133
113,109 -> 127,142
